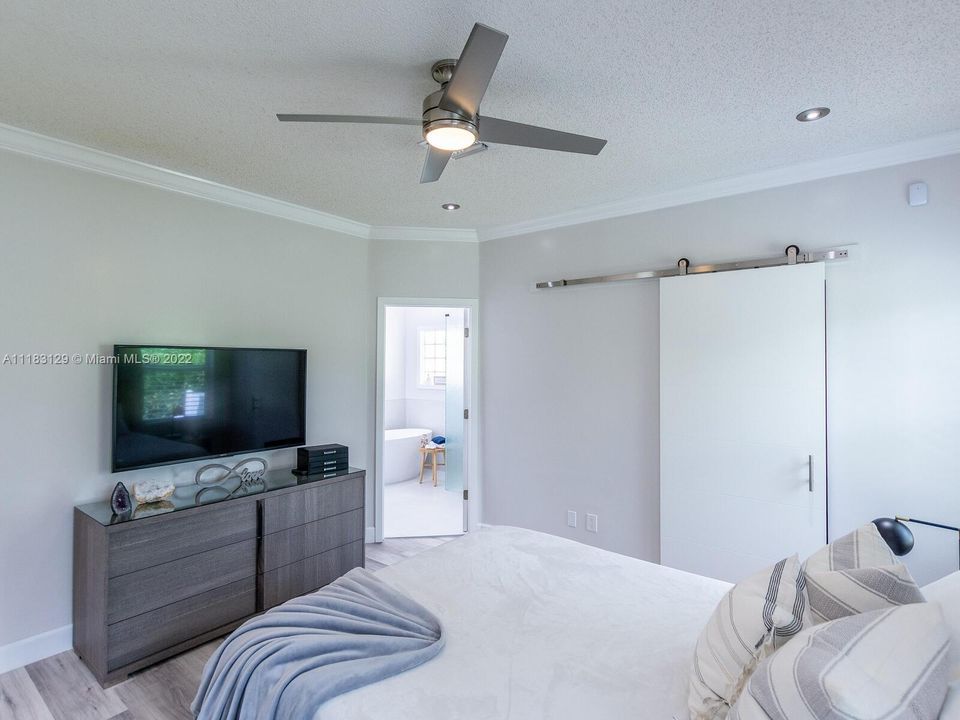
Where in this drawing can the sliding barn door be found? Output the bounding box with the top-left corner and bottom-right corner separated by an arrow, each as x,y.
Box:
660,263 -> 826,582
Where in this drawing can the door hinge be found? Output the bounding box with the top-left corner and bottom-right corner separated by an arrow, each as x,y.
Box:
464,327 -> 470,338
463,409 -> 469,420
463,489 -> 468,501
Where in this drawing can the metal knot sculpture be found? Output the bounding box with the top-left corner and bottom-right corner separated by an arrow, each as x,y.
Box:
194,458 -> 268,502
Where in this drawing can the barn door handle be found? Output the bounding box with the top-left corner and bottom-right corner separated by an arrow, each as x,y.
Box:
808,454 -> 814,493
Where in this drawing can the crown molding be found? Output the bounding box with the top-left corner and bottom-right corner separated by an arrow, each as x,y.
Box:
479,130 -> 960,241
369,225 -> 478,242
0,123 -> 478,242
0,123 -> 374,238
5,122 -> 959,245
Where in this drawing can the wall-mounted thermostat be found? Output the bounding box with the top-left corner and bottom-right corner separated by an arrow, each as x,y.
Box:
908,182 -> 928,207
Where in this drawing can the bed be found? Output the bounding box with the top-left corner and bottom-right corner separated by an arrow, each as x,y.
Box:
312,525 -> 731,720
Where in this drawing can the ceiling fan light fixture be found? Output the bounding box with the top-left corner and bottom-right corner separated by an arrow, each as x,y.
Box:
424,123 -> 478,151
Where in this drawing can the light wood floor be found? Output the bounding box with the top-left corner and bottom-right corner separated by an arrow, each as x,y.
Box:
0,536 -> 456,720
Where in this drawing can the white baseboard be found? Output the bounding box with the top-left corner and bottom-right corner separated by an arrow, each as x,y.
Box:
0,624 -> 73,675
365,526 -> 376,543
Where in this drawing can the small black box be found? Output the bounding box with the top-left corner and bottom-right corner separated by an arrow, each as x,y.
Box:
297,444 -> 349,474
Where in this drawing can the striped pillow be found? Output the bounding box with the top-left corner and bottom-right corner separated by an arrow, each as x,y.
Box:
805,563 -> 925,624
803,522 -> 897,574
729,603 -> 951,720
689,555 -> 807,720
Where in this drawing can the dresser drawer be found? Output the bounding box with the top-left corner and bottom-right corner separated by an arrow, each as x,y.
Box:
107,539 -> 256,624
300,448 -> 349,468
259,540 -> 364,609
261,508 -> 364,572
298,445 -> 348,466
319,539 -> 364,583
106,577 -> 255,671
108,502 -> 257,578
261,476 -> 364,534
299,461 -> 350,476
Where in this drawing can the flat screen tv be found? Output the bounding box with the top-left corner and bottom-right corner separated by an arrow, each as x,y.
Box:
112,345 -> 306,472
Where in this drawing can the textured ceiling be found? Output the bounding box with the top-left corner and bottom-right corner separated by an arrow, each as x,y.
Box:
2,1 -> 959,232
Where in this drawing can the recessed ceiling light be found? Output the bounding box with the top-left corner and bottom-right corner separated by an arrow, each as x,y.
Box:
796,107 -> 830,122
441,203 -> 461,211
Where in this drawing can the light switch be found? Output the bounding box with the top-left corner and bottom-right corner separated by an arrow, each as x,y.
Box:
567,510 -> 577,528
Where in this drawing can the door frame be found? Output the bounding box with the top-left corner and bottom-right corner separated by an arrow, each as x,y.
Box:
374,297 -> 481,543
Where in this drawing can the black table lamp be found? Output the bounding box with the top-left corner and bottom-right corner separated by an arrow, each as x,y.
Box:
872,516 -> 960,570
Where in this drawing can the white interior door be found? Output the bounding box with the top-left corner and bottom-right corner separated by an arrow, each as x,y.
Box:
444,309 -> 467,532
660,263 -> 826,582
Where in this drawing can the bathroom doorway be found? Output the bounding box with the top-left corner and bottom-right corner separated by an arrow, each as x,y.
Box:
375,299 -> 478,541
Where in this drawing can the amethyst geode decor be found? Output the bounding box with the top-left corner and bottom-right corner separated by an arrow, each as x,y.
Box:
110,481 -> 132,516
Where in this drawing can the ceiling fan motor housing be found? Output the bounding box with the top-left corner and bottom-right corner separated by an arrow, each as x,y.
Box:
421,87 -> 479,145
430,59 -> 458,84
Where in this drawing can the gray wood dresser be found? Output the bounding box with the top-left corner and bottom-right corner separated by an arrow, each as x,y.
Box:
73,468 -> 365,686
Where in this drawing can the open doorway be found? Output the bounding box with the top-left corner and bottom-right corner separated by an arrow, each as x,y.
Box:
375,299 -> 478,541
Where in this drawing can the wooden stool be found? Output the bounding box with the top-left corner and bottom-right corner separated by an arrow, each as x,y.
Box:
418,444 -> 446,487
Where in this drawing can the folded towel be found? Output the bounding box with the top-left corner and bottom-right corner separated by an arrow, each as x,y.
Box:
192,567 -> 444,720
431,435 -> 446,445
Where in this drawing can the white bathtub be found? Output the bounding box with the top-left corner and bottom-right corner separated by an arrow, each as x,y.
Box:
383,427 -> 431,484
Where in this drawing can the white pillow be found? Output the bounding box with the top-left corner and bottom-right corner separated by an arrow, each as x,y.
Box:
803,522 -> 898,574
923,571 -> 960,679
689,555 -> 807,720
923,571 -> 960,719
805,563 -> 925,624
730,603 -> 951,720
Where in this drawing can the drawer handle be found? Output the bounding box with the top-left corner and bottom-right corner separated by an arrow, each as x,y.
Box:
323,450 -> 336,455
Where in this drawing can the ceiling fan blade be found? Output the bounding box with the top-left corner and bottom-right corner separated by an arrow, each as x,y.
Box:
420,147 -> 452,183
438,23 -> 508,118
479,116 -> 607,155
276,114 -> 420,125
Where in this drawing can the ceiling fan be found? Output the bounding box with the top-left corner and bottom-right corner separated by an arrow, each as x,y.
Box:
277,23 -> 607,183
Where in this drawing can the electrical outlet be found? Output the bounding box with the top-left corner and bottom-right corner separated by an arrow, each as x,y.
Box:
567,510 -> 577,528
586,513 -> 598,533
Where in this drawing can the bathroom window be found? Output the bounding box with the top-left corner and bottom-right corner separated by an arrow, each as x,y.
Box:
418,329 -> 446,388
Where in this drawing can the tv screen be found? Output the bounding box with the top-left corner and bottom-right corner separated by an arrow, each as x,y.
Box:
112,345 -> 306,472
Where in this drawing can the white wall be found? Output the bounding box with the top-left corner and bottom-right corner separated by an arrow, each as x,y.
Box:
480,154 -> 960,585
369,239 -> 479,299
0,150 -> 368,651
369,239 -> 480,512
369,246 -> 479,527
0,150 -> 480,657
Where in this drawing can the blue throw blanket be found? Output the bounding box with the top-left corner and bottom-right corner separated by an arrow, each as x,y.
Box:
192,568 -> 444,720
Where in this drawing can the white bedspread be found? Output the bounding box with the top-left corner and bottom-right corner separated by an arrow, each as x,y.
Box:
317,526 -> 730,720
